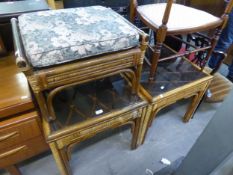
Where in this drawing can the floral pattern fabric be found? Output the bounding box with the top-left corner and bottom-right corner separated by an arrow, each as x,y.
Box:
18,6 -> 140,68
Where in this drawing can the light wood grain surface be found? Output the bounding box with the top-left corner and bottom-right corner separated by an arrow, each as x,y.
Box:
0,55 -> 34,119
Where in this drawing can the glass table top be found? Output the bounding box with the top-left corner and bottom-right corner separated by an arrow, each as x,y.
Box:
49,45 -> 210,131
50,76 -> 143,131
141,57 -> 208,98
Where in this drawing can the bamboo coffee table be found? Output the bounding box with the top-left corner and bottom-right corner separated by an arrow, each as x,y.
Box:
137,47 -> 213,145
45,76 -> 150,174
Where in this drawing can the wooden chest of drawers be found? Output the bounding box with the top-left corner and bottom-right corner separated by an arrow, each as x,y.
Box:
0,56 -> 48,175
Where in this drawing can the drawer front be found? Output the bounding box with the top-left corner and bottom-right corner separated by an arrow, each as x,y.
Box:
0,111 -> 41,150
0,136 -> 48,168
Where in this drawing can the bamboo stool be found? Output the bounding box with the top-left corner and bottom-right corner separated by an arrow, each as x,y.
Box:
11,6 -> 148,175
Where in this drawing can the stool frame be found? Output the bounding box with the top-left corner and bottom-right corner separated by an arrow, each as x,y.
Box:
11,17 -> 148,175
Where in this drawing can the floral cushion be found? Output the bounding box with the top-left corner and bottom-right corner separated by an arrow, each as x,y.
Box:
18,6 -> 140,68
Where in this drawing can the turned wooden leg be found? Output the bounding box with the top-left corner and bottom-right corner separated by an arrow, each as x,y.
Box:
201,27 -> 222,69
149,43 -> 161,82
210,52 -> 226,75
5,165 -> 22,175
149,26 -> 167,82
183,90 -> 207,123
50,143 -> 71,175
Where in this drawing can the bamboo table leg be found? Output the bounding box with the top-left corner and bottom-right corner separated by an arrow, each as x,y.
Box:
50,143 -> 71,175
5,165 -> 22,175
183,90 -> 207,123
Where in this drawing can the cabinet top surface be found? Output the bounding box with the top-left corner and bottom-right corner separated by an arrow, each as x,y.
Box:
0,0 -> 49,16
0,55 -> 34,119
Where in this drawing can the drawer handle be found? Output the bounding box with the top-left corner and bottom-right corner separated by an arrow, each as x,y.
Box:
0,131 -> 19,142
0,145 -> 26,159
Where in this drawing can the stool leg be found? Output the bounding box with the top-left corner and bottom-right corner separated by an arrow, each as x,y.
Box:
149,43 -> 161,82
201,27 -> 222,69
183,90 -> 207,123
5,165 -> 22,175
149,28 -> 167,82
131,119 -> 140,149
135,63 -> 143,93
50,143 -> 71,175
